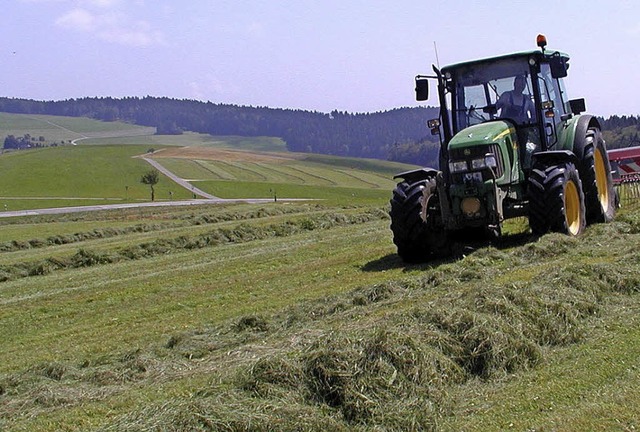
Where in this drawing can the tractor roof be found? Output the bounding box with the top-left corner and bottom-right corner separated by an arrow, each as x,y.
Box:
441,49 -> 569,74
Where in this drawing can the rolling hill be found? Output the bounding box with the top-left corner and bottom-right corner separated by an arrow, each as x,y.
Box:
0,113 -> 417,212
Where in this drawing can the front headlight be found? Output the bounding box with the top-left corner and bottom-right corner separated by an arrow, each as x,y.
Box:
471,155 -> 498,170
449,160 -> 468,173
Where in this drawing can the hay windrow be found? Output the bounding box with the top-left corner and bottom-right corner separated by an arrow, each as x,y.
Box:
3,204 -> 640,430
0,208 -> 388,283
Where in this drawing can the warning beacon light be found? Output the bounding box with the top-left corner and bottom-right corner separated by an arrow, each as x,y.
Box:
537,34 -> 547,51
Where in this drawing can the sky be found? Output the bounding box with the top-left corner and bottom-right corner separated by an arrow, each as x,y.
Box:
3,0 -> 640,117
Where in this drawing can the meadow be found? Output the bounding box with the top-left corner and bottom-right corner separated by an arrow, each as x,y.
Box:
1,113 -> 639,431
0,113 -> 408,210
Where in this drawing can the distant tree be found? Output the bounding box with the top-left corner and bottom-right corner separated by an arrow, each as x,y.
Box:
3,135 -> 18,149
3,134 -> 32,149
140,169 -> 160,201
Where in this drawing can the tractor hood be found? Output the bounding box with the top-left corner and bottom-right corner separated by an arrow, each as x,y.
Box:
447,120 -> 519,184
448,121 -> 515,151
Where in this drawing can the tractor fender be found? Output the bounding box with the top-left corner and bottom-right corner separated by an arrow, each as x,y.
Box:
393,167 -> 440,183
531,150 -> 579,167
568,114 -> 602,158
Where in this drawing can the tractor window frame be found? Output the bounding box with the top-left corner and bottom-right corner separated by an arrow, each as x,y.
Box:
450,57 -> 536,132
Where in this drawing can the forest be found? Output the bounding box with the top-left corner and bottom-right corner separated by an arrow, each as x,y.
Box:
0,96 -> 638,166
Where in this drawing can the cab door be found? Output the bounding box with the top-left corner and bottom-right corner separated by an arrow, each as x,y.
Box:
537,63 -> 566,149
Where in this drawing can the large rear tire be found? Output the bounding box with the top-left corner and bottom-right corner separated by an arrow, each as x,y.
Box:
579,128 -> 616,224
389,179 -> 449,262
528,162 -> 586,236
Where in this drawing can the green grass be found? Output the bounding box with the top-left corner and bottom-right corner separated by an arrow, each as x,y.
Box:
1,200 -> 640,431
1,113 -> 411,210
0,145 -> 194,207
0,113 -> 153,144
194,180 -> 391,204
3,112 -> 640,430
82,133 -> 287,152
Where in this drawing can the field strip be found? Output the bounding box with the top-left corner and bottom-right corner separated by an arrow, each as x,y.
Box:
336,168 -> 391,187
254,162 -> 307,182
231,161 -> 301,183
212,160 -> 268,181
28,116 -> 88,140
0,221 -> 386,306
193,160 -> 235,180
278,164 -> 338,186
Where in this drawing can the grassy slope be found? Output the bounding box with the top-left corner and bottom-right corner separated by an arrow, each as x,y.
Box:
0,112 -> 153,143
0,145 -> 194,208
0,113 -> 413,210
2,112 -> 639,430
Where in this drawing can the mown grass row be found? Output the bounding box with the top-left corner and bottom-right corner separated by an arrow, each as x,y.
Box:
0,204 -> 321,253
140,239 -> 638,431
2,217 -> 639,431
0,208 -> 388,283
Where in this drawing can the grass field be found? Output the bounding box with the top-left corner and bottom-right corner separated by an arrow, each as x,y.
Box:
0,112 -> 153,145
0,113 -> 414,210
0,199 -> 639,431
2,112 -> 640,431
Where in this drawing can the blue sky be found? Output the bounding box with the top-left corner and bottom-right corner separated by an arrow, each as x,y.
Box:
3,0 -> 639,116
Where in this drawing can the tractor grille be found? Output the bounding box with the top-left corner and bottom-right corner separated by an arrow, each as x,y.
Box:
449,143 -> 504,180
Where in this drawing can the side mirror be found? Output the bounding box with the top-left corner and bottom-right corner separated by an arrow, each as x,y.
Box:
549,53 -> 568,78
427,118 -> 440,135
415,77 -> 429,101
569,98 -> 586,115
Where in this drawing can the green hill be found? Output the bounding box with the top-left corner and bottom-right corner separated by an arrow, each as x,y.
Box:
0,113 -> 417,211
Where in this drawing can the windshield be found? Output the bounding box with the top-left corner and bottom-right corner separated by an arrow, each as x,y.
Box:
452,58 -> 537,130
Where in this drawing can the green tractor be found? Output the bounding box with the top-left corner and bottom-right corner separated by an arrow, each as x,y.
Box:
390,35 -> 616,262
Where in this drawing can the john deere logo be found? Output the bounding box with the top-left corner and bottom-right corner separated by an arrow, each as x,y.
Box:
464,149 -> 471,156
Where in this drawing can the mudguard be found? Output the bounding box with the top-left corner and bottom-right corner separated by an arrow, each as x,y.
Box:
561,114 -> 601,156
393,167 -> 440,183
531,150 -> 578,166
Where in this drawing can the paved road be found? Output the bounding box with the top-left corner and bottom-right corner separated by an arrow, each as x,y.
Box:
0,154 -> 306,218
0,197 -> 300,218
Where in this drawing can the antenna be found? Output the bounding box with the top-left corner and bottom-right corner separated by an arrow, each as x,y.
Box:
433,41 -> 441,69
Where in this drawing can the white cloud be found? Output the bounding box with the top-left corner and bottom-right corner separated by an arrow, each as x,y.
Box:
98,20 -> 164,47
51,0 -> 163,47
81,0 -> 121,7
627,23 -> 640,37
55,8 -> 95,31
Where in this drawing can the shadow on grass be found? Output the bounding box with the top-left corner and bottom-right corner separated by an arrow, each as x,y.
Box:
361,253 -> 457,273
493,231 -> 536,250
363,231 -> 534,273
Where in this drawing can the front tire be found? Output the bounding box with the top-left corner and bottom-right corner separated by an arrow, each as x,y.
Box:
528,162 -> 586,236
389,179 -> 449,262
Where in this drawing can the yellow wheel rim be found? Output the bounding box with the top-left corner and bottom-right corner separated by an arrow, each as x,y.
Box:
594,148 -> 610,213
565,180 -> 581,235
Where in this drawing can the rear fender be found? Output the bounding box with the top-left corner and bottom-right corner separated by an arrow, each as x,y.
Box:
571,115 -> 602,157
531,150 -> 578,167
393,168 -> 441,183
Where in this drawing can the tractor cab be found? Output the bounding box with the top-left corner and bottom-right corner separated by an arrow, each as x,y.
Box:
416,36 -> 584,175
